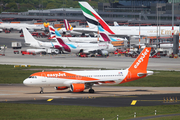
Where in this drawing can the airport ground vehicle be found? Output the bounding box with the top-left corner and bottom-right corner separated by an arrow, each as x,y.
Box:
11,42 -> 22,49
21,48 -> 59,55
21,51 -> 36,55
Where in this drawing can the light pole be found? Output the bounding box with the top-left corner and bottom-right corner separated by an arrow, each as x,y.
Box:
172,0 -> 174,36
159,6 -> 161,38
139,13 -> 141,49
156,3 -> 159,48
1,0 -> 2,20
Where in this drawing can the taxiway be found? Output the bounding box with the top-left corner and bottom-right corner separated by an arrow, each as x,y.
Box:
0,32 -> 180,107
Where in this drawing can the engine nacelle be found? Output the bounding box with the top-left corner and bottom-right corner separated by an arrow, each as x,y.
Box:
54,49 -> 59,54
97,50 -> 109,56
70,83 -> 85,92
54,86 -> 68,90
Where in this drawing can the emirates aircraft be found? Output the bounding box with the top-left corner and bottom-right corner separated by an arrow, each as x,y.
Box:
79,2 -> 179,37
23,47 -> 153,93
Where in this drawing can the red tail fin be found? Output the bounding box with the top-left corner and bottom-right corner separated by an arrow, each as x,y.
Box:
99,32 -> 111,42
56,38 -> 71,52
64,19 -> 71,31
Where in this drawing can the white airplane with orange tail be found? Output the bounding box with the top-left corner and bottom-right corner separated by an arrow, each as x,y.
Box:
0,21 -> 48,33
23,47 -> 153,93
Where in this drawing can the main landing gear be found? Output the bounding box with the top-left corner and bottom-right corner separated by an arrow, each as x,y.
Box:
89,89 -> 94,93
40,87 -> 44,94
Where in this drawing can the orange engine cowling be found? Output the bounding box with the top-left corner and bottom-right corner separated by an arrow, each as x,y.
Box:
55,86 -> 68,90
70,83 -> 85,92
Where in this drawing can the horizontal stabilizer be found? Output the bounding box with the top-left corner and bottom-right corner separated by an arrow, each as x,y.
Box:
138,71 -> 153,77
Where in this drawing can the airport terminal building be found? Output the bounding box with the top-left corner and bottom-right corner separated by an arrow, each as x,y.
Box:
1,0 -> 180,25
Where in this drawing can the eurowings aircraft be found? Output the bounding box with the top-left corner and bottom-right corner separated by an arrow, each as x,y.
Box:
49,25 -> 126,42
22,28 -> 62,53
49,25 -> 104,42
55,36 -> 116,55
98,26 -> 128,42
52,26 -> 116,54
79,2 -> 179,37
23,47 -> 153,93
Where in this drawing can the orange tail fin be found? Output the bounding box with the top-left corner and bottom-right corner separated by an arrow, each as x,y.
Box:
120,47 -> 151,84
128,47 -> 151,72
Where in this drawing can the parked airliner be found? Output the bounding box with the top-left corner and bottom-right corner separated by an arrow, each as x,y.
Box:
55,36 -> 116,55
49,25 -> 127,42
23,47 -> 153,93
49,25 -> 104,42
0,22 -> 46,33
22,28 -> 62,53
79,2 -> 179,37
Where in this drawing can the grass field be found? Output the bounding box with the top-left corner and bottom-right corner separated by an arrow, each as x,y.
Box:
0,64 -> 180,120
0,64 -> 180,87
0,103 -> 180,120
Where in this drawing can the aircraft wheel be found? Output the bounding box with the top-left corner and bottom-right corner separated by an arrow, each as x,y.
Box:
89,89 -> 94,93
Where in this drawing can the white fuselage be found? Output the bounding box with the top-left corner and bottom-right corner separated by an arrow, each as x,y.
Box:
0,23 -> 45,31
64,41 -> 116,53
104,26 -> 179,37
23,70 -> 128,87
25,40 -> 60,49
61,37 -> 104,43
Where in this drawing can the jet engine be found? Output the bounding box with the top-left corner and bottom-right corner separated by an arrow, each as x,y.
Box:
97,50 -> 109,56
54,86 -> 68,90
70,83 -> 85,92
54,49 -> 59,54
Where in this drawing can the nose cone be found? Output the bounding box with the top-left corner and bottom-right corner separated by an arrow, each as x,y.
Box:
23,78 -> 30,86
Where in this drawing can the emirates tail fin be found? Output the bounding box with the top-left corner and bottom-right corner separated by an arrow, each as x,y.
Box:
79,1 -> 115,34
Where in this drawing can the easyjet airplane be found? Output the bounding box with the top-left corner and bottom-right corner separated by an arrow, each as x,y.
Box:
23,47 -> 153,93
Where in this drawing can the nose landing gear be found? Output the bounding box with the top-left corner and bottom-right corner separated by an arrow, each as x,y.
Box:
40,87 -> 44,94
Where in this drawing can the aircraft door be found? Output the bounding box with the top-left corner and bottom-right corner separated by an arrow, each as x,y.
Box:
41,73 -> 46,82
127,71 -> 131,80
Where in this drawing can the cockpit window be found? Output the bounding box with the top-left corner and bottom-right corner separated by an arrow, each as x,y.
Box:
28,76 -> 37,78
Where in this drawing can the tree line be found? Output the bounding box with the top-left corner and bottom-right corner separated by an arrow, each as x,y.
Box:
0,0 -> 110,13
